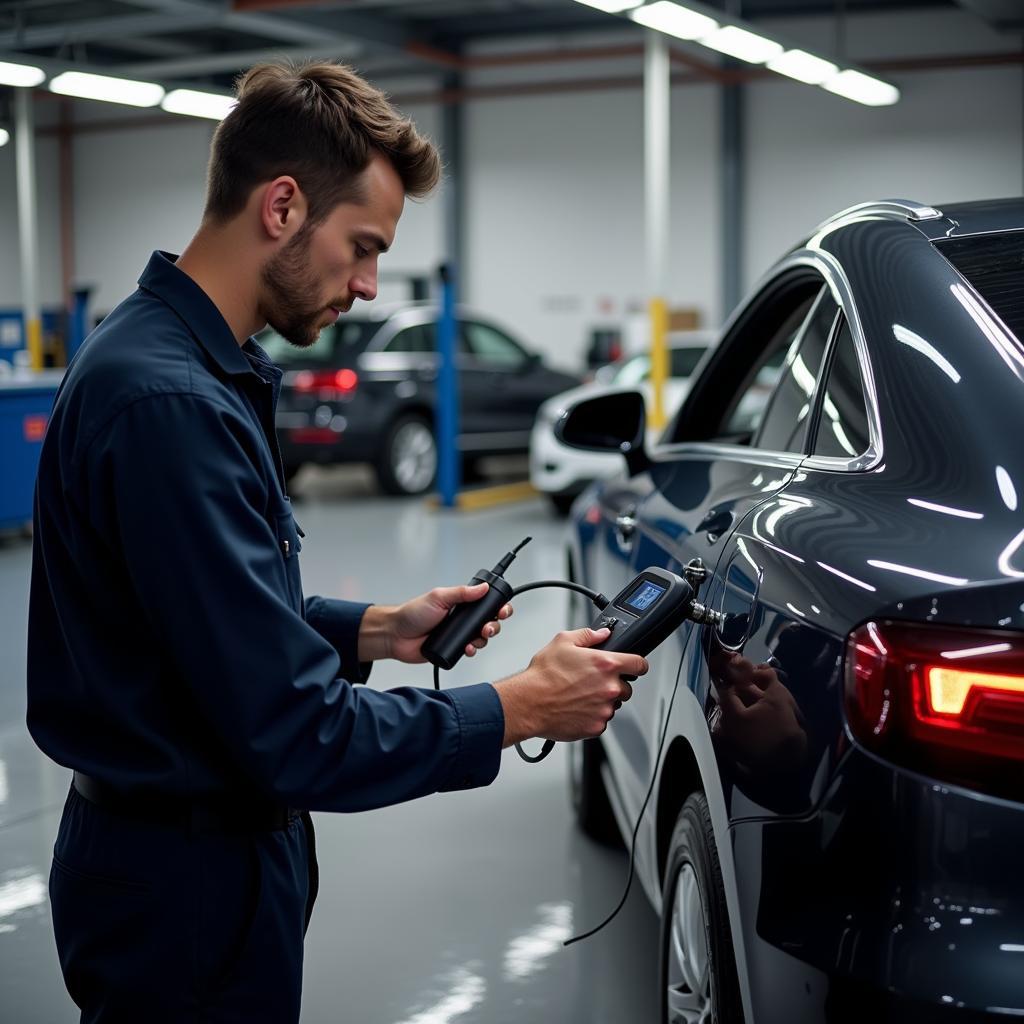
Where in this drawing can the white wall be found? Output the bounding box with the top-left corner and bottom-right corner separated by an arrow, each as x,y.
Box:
0,132 -> 62,309
464,80 -> 719,370
1,6 -> 1021,368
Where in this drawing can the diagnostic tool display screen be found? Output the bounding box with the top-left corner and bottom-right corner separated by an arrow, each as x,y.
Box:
626,579 -> 667,612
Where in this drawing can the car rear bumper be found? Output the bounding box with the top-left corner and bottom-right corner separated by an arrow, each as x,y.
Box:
729,746 -> 1024,1024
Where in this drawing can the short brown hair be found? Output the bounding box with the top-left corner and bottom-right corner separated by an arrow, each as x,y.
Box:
204,61 -> 440,224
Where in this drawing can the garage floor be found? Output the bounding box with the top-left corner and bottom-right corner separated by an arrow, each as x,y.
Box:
0,468 -> 659,1023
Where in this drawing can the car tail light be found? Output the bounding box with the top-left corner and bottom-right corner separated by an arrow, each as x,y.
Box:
292,368 -> 358,396
846,621 -> 1024,797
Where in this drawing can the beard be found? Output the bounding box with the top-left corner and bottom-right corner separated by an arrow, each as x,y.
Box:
259,225 -> 337,350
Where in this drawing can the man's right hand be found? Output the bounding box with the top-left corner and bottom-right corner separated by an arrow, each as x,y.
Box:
493,627 -> 648,748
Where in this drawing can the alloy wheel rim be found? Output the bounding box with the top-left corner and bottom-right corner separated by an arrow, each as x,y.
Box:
666,861 -> 713,1024
392,421 -> 437,493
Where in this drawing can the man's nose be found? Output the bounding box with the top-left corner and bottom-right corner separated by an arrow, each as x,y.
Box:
350,266 -> 378,302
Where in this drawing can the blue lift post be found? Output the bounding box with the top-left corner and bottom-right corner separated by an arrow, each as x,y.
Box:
436,263 -> 460,508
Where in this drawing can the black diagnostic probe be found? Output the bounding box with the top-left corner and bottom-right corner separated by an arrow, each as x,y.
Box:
421,537 -> 532,670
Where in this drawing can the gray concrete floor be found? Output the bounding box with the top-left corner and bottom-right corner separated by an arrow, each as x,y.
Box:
0,466 -> 659,1023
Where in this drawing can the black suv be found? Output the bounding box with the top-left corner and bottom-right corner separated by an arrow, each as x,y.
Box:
261,304 -> 580,495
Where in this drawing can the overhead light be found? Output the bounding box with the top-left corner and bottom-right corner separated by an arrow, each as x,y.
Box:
572,0 -> 641,11
767,48 -> 838,85
701,24 -> 783,64
0,61 -> 45,88
630,1 -> 718,41
162,89 -> 237,121
49,71 -> 164,108
824,69 -> 899,106
0,128 -> 8,147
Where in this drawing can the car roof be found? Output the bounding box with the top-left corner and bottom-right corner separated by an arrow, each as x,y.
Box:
806,197 -> 1024,247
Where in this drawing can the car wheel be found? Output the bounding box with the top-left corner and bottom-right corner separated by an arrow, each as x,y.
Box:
568,737 -> 622,847
548,493 -> 576,517
661,793 -> 743,1024
376,415 -> 438,496
283,462 -> 302,485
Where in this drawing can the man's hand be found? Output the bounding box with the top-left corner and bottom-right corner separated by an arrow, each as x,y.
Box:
493,627 -> 647,747
357,583 -> 513,664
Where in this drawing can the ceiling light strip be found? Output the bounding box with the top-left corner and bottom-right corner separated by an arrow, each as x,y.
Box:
574,0 -> 900,105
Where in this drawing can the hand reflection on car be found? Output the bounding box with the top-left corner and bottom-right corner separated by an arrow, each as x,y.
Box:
708,644 -> 808,774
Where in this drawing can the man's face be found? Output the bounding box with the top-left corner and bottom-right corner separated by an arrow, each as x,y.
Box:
259,154 -> 404,349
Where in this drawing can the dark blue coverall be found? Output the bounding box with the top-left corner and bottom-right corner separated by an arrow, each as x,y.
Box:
27,251 -> 505,1023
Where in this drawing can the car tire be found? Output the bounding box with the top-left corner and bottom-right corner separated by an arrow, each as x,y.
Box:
568,737 -> 622,847
548,493 -> 576,517
376,415 -> 438,496
661,793 -> 744,1024
283,462 -> 302,485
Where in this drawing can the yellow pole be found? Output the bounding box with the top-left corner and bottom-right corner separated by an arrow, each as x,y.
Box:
649,296 -> 668,429
26,317 -> 43,371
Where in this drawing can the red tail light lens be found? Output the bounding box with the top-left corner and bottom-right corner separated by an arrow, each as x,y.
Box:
846,621 -> 1024,796
292,369 -> 358,396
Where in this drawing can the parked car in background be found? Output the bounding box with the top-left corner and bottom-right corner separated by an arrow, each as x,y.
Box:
530,332 -> 715,514
261,304 -> 580,495
560,198 -> 1024,1023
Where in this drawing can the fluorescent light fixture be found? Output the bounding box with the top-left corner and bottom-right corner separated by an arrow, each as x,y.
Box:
630,1 -> 718,41
0,129 -> 8,148
767,48 -> 838,85
162,89 -> 236,121
572,0 -> 641,11
824,69 -> 899,106
701,24 -> 783,64
0,60 -> 45,88
49,71 -> 164,108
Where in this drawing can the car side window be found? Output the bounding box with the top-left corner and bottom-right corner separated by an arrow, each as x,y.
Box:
462,321 -> 529,368
753,291 -> 839,454
812,318 -> 871,459
385,324 -> 436,354
716,292 -> 819,441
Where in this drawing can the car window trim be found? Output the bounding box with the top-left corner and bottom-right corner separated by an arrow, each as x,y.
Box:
802,312 -> 873,469
664,250 -> 882,472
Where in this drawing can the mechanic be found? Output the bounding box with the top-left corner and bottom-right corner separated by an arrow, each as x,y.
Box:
26,61 -> 645,1023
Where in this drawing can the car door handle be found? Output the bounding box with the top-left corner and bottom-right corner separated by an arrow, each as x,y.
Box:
697,507 -> 734,543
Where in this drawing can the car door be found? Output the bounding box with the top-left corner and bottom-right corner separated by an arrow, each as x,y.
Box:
702,307 -> 878,825
459,319 -> 570,452
593,269 -> 837,837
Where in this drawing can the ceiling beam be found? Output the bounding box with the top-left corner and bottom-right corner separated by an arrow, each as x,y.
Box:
115,42 -> 360,77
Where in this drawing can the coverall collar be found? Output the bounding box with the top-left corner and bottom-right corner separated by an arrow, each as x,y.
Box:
139,250 -> 257,378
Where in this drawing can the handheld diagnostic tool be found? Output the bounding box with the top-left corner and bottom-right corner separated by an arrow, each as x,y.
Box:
589,568 -> 698,661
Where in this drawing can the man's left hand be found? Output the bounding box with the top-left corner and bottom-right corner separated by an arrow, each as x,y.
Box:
358,583 -> 513,664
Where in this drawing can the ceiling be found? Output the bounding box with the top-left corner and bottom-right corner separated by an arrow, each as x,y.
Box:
0,0 -> 970,92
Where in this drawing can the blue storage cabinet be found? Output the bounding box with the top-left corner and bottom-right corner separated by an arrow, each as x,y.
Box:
0,372 -> 64,530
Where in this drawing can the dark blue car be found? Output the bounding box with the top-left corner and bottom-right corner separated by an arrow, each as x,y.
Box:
560,198 -> 1024,1024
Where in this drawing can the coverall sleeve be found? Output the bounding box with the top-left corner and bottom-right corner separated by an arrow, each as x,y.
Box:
303,596 -> 373,684
82,392 -> 505,812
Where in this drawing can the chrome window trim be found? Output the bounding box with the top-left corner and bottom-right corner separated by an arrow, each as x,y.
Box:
649,440 -> 805,473
662,249 -> 883,474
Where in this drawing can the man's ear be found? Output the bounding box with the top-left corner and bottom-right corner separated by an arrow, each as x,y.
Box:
260,176 -> 307,242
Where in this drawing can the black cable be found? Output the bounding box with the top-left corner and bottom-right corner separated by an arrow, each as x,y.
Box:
563,648 -> 686,947
509,580 -> 608,764
430,572 -> 685,944
510,580 -> 608,608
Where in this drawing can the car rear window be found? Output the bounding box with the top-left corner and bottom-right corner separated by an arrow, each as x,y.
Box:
257,320 -> 375,365
936,230 -> 1024,342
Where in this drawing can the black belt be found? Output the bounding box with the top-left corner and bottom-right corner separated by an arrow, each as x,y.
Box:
72,772 -> 298,834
